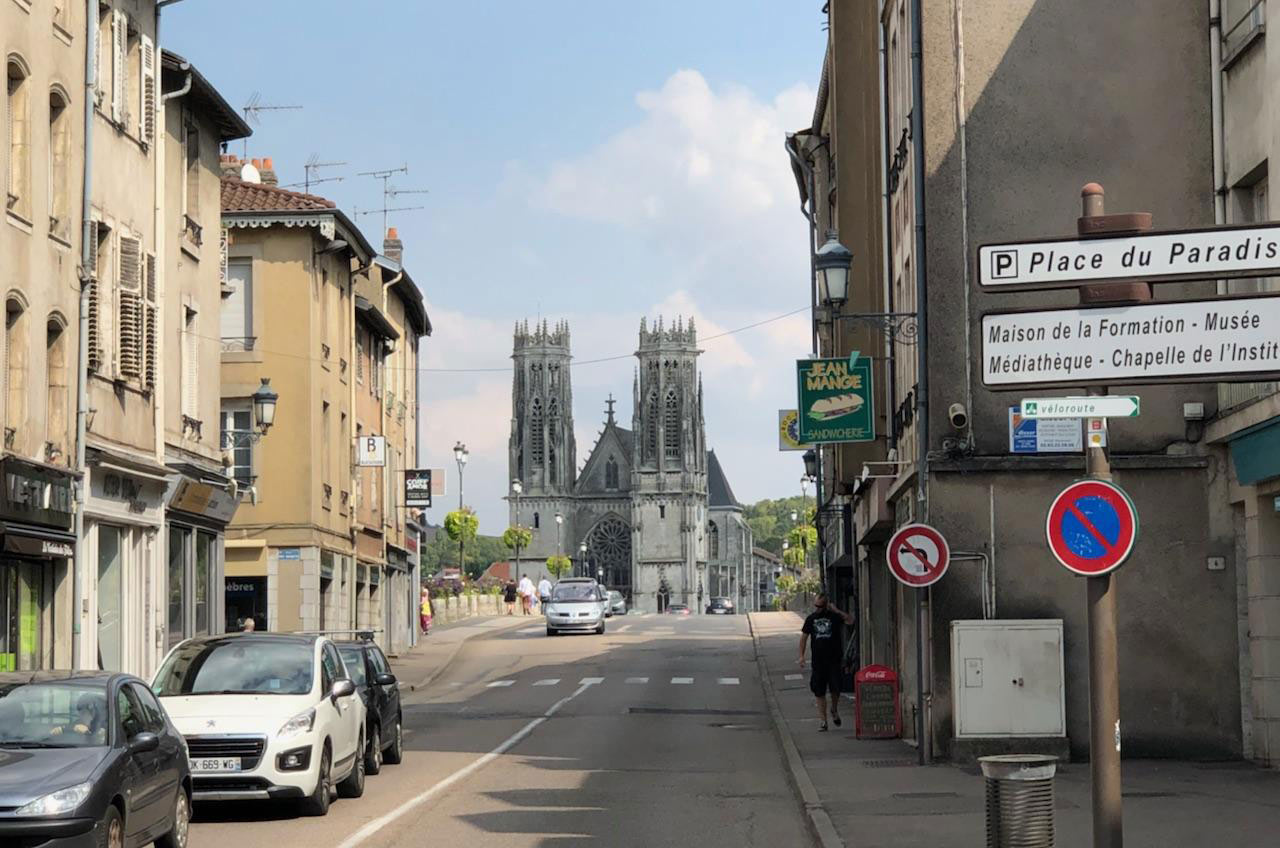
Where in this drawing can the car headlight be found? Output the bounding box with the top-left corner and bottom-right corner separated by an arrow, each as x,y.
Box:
16,781 -> 93,816
277,708 -> 317,739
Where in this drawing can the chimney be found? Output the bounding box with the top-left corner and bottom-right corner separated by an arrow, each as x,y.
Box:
261,157 -> 278,187
383,227 -> 403,263
220,154 -> 241,178
240,158 -> 261,184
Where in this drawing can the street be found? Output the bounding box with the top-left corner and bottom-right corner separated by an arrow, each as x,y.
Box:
188,615 -> 810,847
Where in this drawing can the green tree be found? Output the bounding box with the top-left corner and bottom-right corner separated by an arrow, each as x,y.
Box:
783,546 -> 807,568
545,555 -> 573,579
502,526 -> 532,553
744,496 -> 813,557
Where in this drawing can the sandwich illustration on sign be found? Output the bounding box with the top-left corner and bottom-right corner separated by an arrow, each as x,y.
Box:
808,393 -> 864,421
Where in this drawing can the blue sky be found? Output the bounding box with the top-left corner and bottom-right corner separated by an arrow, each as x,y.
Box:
168,0 -> 827,531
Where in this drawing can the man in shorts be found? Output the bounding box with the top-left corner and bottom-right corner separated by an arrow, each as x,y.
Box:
797,594 -> 854,732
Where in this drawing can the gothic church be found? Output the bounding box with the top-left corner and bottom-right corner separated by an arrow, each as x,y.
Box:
508,317 -> 742,613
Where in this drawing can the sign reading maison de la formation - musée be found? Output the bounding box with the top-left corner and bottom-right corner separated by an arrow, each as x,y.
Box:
982,294 -> 1280,389
796,357 -> 875,444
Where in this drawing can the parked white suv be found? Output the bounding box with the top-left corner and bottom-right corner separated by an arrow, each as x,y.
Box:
152,633 -> 367,816
545,578 -> 609,635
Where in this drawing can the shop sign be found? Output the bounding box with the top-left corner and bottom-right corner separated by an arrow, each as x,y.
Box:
3,534 -> 74,558
405,469 -> 432,508
795,357 -> 876,444
102,474 -> 149,514
169,478 -> 238,524
0,458 -> 74,530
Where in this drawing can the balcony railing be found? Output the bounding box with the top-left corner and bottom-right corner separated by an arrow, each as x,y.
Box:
1219,381 -> 1278,411
221,336 -> 257,353
1223,0 -> 1266,69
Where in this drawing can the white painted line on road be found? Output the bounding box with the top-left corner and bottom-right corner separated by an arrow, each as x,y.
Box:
615,624 -> 632,633
335,681 -> 594,848
532,678 -> 560,686
625,677 -> 649,684
518,626 -> 543,634
487,680 -> 515,688
579,677 -> 604,685
717,677 -> 740,685
671,677 -> 693,684
784,674 -> 803,681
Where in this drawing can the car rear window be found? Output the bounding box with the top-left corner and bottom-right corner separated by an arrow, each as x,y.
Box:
154,639 -> 314,696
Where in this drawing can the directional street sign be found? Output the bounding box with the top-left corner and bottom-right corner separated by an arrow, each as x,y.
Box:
982,294 -> 1280,389
1046,480 -> 1138,576
978,222 -> 1280,291
887,523 -> 951,588
1021,396 -> 1139,419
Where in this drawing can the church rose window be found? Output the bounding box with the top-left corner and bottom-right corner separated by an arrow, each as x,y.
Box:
588,517 -> 631,590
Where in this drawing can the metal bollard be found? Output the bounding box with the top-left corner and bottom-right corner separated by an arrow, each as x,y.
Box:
979,754 -> 1058,847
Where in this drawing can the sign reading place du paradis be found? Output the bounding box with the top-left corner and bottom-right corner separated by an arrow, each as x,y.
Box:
796,357 -> 875,445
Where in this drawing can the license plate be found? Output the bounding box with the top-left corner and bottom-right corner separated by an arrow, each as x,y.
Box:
192,757 -> 242,773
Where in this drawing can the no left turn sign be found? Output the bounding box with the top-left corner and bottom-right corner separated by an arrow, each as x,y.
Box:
887,523 -> 951,588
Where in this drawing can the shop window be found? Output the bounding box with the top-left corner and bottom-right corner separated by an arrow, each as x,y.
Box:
97,525 -> 122,671
196,531 -> 213,634
0,560 -> 51,671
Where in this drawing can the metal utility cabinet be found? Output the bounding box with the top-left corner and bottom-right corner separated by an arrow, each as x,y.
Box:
952,620 -> 1066,739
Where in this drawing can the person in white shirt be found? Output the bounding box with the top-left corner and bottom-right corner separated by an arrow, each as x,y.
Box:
537,577 -> 553,615
518,574 -> 536,616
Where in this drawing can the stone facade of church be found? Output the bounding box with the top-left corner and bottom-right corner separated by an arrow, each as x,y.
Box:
508,317 -> 744,613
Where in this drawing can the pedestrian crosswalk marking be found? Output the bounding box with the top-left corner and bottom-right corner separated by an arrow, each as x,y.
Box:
579,677 -> 604,685
625,677 -> 649,684
784,674 -> 803,681
717,677 -> 740,685
487,680 -> 515,688
533,678 -> 560,686
671,677 -> 693,684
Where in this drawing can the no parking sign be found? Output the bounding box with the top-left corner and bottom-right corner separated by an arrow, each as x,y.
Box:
1046,479 -> 1138,576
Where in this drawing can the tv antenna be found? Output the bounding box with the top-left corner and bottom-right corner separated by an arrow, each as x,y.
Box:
356,164 -> 429,234
240,92 -> 302,158
282,153 -> 347,194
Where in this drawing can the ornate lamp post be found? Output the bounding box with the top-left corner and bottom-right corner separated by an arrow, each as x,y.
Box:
511,478 -> 523,573
453,441 -> 468,573
220,377 -> 280,450
578,541 -> 587,579
555,512 -> 564,556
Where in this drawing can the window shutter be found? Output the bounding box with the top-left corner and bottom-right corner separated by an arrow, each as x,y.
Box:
218,228 -> 228,288
111,10 -> 126,124
143,252 -> 157,390
86,223 -> 101,372
140,34 -> 155,144
183,321 -> 198,418
118,236 -> 141,291
118,292 -> 142,379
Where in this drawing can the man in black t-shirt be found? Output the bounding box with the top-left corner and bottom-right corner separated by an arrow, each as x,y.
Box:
798,594 -> 854,732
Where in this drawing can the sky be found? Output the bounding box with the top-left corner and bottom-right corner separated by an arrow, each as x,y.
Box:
167,1 -> 827,532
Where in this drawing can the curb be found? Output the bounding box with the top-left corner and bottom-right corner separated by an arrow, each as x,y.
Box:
748,613 -> 845,848
399,616 -> 532,693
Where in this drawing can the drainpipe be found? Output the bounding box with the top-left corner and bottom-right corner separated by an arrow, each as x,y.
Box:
879,5 -> 897,455
72,0 -> 99,671
951,0 -> 974,446
909,0 -> 933,765
1209,0 -> 1227,297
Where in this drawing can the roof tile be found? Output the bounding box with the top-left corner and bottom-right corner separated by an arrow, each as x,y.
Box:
221,176 -> 336,213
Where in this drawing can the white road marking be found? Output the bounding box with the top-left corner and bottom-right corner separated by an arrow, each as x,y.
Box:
487,680 -> 515,688
784,674 -> 803,681
615,624 -> 632,633
532,678 -> 560,686
625,677 -> 649,684
518,626 -> 544,634
717,677 -> 740,685
335,682 -> 594,848
671,677 -> 693,684
579,677 -> 604,685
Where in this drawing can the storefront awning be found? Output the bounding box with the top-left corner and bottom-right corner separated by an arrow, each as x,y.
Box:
1229,416 -> 1280,486
1,521 -> 76,558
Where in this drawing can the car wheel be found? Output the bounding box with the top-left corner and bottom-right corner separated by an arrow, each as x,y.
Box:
338,733 -> 366,798
98,805 -> 124,848
301,745 -> 332,816
383,715 -> 404,765
365,724 -> 382,775
596,620 -> 606,635
154,787 -> 190,848
546,627 -> 556,636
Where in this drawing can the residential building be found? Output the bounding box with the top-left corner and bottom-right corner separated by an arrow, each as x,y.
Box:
158,51 -> 249,647
792,0 -> 1237,761
753,547 -> 785,610
220,161 -> 366,636
1207,0 -> 1280,766
0,0 -> 85,671
706,449 -> 755,609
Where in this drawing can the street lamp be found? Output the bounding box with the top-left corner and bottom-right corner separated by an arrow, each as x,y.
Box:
221,377 -> 280,450
453,441 -> 468,574
578,541 -> 587,579
802,448 -> 818,480
511,479 -> 523,574
555,512 -> 564,556
815,232 -> 853,308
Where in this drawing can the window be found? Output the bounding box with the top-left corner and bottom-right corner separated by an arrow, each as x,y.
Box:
97,525 -> 122,671
321,643 -> 340,691
221,405 -> 252,485
167,526 -> 186,649
116,234 -> 143,381
195,531 -> 213,634
45,317 -> 67,461
605,457 -> 619,490
659,505 -> 666,519
708,521 -> 719,559
319,266 -> 330,357
533,512 -> 540,529
663,389 -> 680,460
530,397 -> 544,466
0,560 -> 51,671
321,402 -> 331,507
7,57 -> 30,220
128,683 -> 166,734
644,390 -> 658,462
116,687 -> 143,740
48,90 -> 70,238
356,334 -> 364,384
221,259 -> 252,350
181,306 -> 198,419
124,19 -> 140,137
86,220 -> 107,371
183,121 -> 199,226
5,298 -> 27,450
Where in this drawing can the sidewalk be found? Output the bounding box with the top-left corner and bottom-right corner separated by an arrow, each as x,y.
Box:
388,614 -> 531,692
749,611 -> 1280,848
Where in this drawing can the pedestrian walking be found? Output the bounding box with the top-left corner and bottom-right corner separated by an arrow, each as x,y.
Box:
518,573 -> 536,616
503,579 -> 518,615
420,588 -> 432,635
797,594 -> 854,732
537,575 -> 553,615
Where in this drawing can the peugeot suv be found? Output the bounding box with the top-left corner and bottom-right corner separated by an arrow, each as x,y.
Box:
152,633 -> 366,816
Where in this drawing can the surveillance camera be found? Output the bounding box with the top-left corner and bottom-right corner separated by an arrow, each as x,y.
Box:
948,402 -> 969,430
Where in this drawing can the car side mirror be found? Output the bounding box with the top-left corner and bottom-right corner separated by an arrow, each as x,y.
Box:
374,672 -> 397,687
331,679 -> 356,701
129,732 -> 160,755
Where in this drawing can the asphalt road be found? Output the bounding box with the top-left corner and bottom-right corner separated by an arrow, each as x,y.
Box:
187,614 -> 812,848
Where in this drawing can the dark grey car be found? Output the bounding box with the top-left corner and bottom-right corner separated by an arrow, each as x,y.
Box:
0,671 -> 191,848
335,639 -> 404,776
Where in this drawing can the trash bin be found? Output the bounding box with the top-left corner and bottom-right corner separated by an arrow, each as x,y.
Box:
978,754 -> 1058,847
